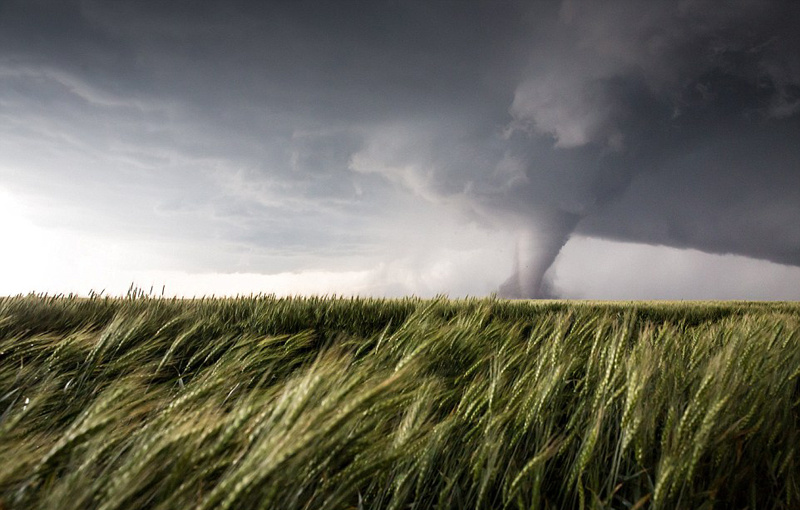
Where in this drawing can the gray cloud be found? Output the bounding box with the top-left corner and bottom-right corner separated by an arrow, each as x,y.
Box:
1,0 -> 798,297
496,0 -> 800,295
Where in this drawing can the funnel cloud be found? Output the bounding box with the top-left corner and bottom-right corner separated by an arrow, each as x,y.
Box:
498,210 -> 581,298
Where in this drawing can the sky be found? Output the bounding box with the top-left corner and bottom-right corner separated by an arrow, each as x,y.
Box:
1,0 -> 799,299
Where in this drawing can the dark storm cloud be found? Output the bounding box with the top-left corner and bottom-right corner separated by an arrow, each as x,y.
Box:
0,0 -> 529,246
495,0 -> 800,296
1,0 -> 527,120
1,0 -> 799,296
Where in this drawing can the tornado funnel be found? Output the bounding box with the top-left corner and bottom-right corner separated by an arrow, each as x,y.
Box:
498,209 -> 581,298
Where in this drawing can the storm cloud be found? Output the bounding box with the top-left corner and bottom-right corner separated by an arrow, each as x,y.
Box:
1,0 -> 799,298
497,0 -> 800,296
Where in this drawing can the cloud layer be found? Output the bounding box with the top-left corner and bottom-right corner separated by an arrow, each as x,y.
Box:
1,0 -> 798,298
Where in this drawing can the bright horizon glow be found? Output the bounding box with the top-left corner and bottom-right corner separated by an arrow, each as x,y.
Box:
2,189 -> 799,301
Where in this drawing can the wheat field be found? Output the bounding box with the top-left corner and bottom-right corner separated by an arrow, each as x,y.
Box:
1,293 -> 798,509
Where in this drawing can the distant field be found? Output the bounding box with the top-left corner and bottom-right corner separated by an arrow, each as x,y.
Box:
1,294 -> 798,509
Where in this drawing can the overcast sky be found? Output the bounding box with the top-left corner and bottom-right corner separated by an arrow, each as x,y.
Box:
2,0 -> 799,299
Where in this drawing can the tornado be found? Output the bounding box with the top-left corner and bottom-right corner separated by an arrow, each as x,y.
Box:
498,209 -> 581,299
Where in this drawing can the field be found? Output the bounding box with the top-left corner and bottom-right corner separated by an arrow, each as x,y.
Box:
1,294 -> 799,509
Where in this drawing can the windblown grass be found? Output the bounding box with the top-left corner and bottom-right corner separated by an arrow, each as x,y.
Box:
0,294 -> 798,509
